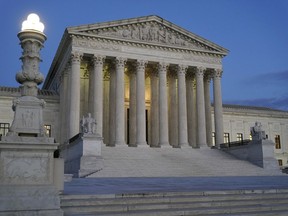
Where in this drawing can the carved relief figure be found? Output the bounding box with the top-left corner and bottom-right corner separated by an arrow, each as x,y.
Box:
22,110 -> 34,127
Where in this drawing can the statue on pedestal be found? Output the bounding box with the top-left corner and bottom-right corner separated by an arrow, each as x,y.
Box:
81,113 -> 97,134
250,121 -> 266,140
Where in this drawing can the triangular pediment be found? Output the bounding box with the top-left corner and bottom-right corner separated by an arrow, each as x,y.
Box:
68,15 -> 228,55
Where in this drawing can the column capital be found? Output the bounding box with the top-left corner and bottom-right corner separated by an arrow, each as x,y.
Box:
204,72 -> 213,83
195,66 -> 206,77
136,59 -> 148,71
92,55 -> 105,66
177,65 -> 188,76
158,62 -> 169,73
115,57 -> 127,68
70,51 -> 83,63
213,68 -> 223,79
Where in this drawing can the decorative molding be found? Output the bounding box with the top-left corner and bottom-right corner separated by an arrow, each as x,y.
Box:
158,62 -> 169,74
195,66 -> 206,77
83,21 -> 217,52
115,57 -> 127,68
213,68 -> 223,79
177,65 -> 188,76
70,51 -> 83,63
92,55 -> 105,67
136,60 -> 148,72
72,36 -> 223,65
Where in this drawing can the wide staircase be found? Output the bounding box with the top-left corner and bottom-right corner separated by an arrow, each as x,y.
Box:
88,145 -> 281,177
61,189 -> 288,215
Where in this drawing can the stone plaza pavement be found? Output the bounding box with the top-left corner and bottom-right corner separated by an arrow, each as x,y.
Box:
64,176 -> 288,195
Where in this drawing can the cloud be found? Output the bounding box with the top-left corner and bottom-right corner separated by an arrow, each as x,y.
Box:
224,95 -> 288,111
246,70 -> 288,85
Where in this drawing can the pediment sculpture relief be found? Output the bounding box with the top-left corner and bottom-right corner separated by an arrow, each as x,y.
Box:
83,22 -> 215,52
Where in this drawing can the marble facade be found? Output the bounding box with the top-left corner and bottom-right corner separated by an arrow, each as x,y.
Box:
44,15 -> 228,149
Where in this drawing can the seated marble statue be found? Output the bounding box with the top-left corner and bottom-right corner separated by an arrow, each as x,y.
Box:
250,121 -> 266,140
80,113 -> 96,134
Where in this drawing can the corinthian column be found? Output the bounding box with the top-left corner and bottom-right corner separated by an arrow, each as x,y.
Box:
158,62 -> 170,147
196,67 -> 207,147
60,65 -> 69,143
204,73 -> 213,147
136,60 -> 148,146
128,64 -> 136,146
91,55 -> 105,137
68,52 -> 82,139
168,71 -> 178,147
213,68 -> 224,146
177,65 -> 189,147
114,57 -> 127,145
150,70 -> 159,147
186,73 -> 197,147
108,63 -> 116,146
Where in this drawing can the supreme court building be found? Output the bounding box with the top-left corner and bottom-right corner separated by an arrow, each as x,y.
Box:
1,15 -> 288,168
44,15 -> 227,148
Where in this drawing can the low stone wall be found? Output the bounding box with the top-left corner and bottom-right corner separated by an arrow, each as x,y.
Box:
222,139 -> 281,173
62,134 -> 103,177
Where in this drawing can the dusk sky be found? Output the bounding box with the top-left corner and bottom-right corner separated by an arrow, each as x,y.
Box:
1,0 -> 288,111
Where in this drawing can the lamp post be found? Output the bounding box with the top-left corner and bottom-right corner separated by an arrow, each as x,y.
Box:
5,14 -> 48,137
16,13 -> 46,97
0,14 -> 63,216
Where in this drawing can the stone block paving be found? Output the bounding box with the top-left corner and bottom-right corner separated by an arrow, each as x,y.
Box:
64,176 -> 288,195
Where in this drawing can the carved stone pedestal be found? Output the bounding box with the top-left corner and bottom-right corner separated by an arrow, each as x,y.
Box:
0,137 -> 63,216
63,134 -> 103,178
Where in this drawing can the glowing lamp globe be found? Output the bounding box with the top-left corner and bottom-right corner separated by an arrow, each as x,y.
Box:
21,13 -> 45,33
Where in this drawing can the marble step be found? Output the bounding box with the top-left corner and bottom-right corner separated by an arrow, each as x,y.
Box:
61,190 -> 288,215
89,145 -> 281,177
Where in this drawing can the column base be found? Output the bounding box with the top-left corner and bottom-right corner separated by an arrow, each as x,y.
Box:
179,142 -> 190,147
106,143 -> 116,147
159,142 -> 171,147
128,143 -> 137,147
114,141 -> 126,146
150,144 -> 161,148
136,142 -> 148,146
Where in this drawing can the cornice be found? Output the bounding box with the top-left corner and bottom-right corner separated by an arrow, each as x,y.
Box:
71,33 -> 225,59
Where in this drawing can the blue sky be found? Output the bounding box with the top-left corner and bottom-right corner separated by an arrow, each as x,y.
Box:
1,0 -> 288,110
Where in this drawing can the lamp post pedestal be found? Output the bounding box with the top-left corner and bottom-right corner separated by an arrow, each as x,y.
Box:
0,14 -> 63,216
